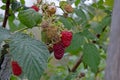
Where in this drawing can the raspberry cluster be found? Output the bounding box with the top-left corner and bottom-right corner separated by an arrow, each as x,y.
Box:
11,61 -> 22,76
53,30 -> 72,60
38,2 -> 73,60
41,24 -> 73,60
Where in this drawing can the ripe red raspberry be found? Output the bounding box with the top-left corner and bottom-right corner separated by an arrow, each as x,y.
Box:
61,30 -> 72,47
11,61 -> 22,76
53,42 -> 65,60
31,5 -> 39,12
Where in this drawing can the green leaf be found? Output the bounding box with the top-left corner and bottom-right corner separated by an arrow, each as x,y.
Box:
90,22 -> 103,34
0,5 -> 6,10
59,17 -> 73,29
82,29 -> 96,40
96,0 -> 104,9
83,43 -> 100,73
59,1 -> 67,9
82,4 -> 95,15
74,8 -> 87,22
0,27 -> 11,43
2,0 -> 15,3
75,0 -> 81,6
50,75 -> 64,80
10,33 -> 50,80
8,15 -> 26,32
66,32 -> 85,54
10,75 -> 20,80
18,9 -> 42,28
101,16 -> 111,27
11,1 -> 21,11
64,73 -> 77,80
8,15 -> 17,32
81,4 -> 95,20
2,0 -> 6,3
104,0 -> 114,7
20,0 -> 25,4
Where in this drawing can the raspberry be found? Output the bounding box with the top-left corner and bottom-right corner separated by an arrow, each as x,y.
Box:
61,30 -> 72,47
47,5 -> 56,15
41,3 -> 49,12
31,5 -> 39,12
64,4 -> 73,13
53,42 -> 65,60
41,21 -> 49,28
11,61 -> 22,76
45,26 -> 58,39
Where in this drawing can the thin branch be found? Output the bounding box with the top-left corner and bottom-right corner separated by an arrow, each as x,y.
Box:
2,0 -> 10,28
71,55 -> 83,72
95,67 -> 105,78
